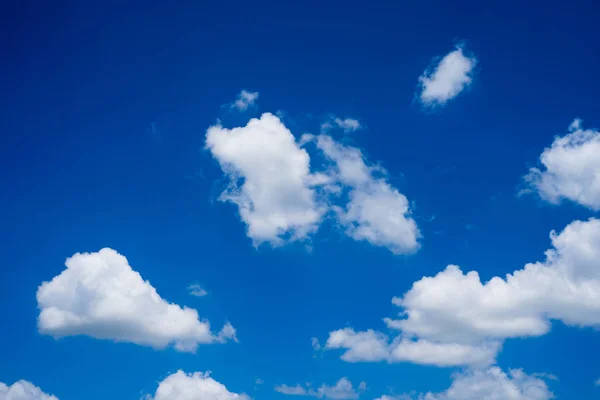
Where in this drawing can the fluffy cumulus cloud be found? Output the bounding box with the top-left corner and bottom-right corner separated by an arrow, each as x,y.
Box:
145,371 -> 249,400
312,134 -> 421,254
0,380 -> 58,400
37,248 -> 236,352
523,119 -> 600,210
207,113 -> 420,253
377,367 -> 553,400
275,378 -> 364,400
206,113 -> 327,246
418,45 -> 476,107
324,218 -> 600,367
231,90 -> 259,111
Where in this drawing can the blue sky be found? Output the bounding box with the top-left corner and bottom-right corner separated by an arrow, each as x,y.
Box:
2,0 -> 600,399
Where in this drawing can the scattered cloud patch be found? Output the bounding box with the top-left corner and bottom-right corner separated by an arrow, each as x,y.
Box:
523,119 -> 600,210
324,218 -> 600,367
37,248 -> 236,352
418,45 -> 476,107
311,337 -> 321,351
231,90 -> 259,111
0,381 -> 58,400
188,283 -> 208,297
256,379 -> 264,386
206,113 -> 326,246
145,371 -> 249,400
276,379 -> 363,400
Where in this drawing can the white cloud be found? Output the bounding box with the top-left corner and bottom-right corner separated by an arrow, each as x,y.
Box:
374,368 -> 553,400
421,367 -> 554,400
0,380 -> 58,400
231,90 -> 259,111
276,379 -> 362,400
37,248 -> 236,352
313,134 -> 420,254
595,378 -> 600,386
311,337 -> 321,351
188,283 -> 208,297
324,328 -> 497,367
276,385 -> 308,396
523,119 -> 600,210
146,371 -> 249,400
206,113 -> 327,246
418,45 -> 476,107
322,117 -> 362,133
324,218 -> 600,367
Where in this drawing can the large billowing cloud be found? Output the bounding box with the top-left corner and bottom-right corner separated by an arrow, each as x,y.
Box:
37,248 -> 236,352
145,371 -> 249,400
324,218 -> 600,367
418,45 -> 476,107
0,380 -> 58,400
376,367 -> 553,400
275,378 -> 364,400
523,119 -> 600,210
206,113 -> 327,246
207,113 -> 420,254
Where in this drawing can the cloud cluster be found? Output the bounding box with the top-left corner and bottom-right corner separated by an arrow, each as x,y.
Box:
145,371 -> 249,400
324,218 -> 600,367
418,45 -> 476,107
275,378 -> 365,400
0,380 -> 58,400
37,248 -> 236,352
523,119 -> 600,210
206,113 -> 420,254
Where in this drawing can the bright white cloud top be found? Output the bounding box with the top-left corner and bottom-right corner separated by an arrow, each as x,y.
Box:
524,119 -> 600,210
376,367 -> 553,400
206,113 -> 326,246
0,380 -> 58,400
275,378 -> 364,400
231,90 -> 259,111
36,248 -> 236,352
323,218 -> 600,367
145,371 -> 249,400
418,45 -> 476,107
206,113 -> 420,254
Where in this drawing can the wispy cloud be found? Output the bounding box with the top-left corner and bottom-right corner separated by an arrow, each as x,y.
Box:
231,90 -> 259,111
188,283 -> 208,297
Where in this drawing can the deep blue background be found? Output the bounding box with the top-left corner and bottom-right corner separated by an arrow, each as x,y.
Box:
1,0 -> 599,398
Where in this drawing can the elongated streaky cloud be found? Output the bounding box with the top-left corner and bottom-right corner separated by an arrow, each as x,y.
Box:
418,45 -> 476,107
37,248 -> 236,352
523,119 -> 600,210
0,380 -> 59,400
146,371 -> 250,400
206,113 -> 327,246
232,90 -> 259,111
321,117 -> 362,133
323,218 -> 600,367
